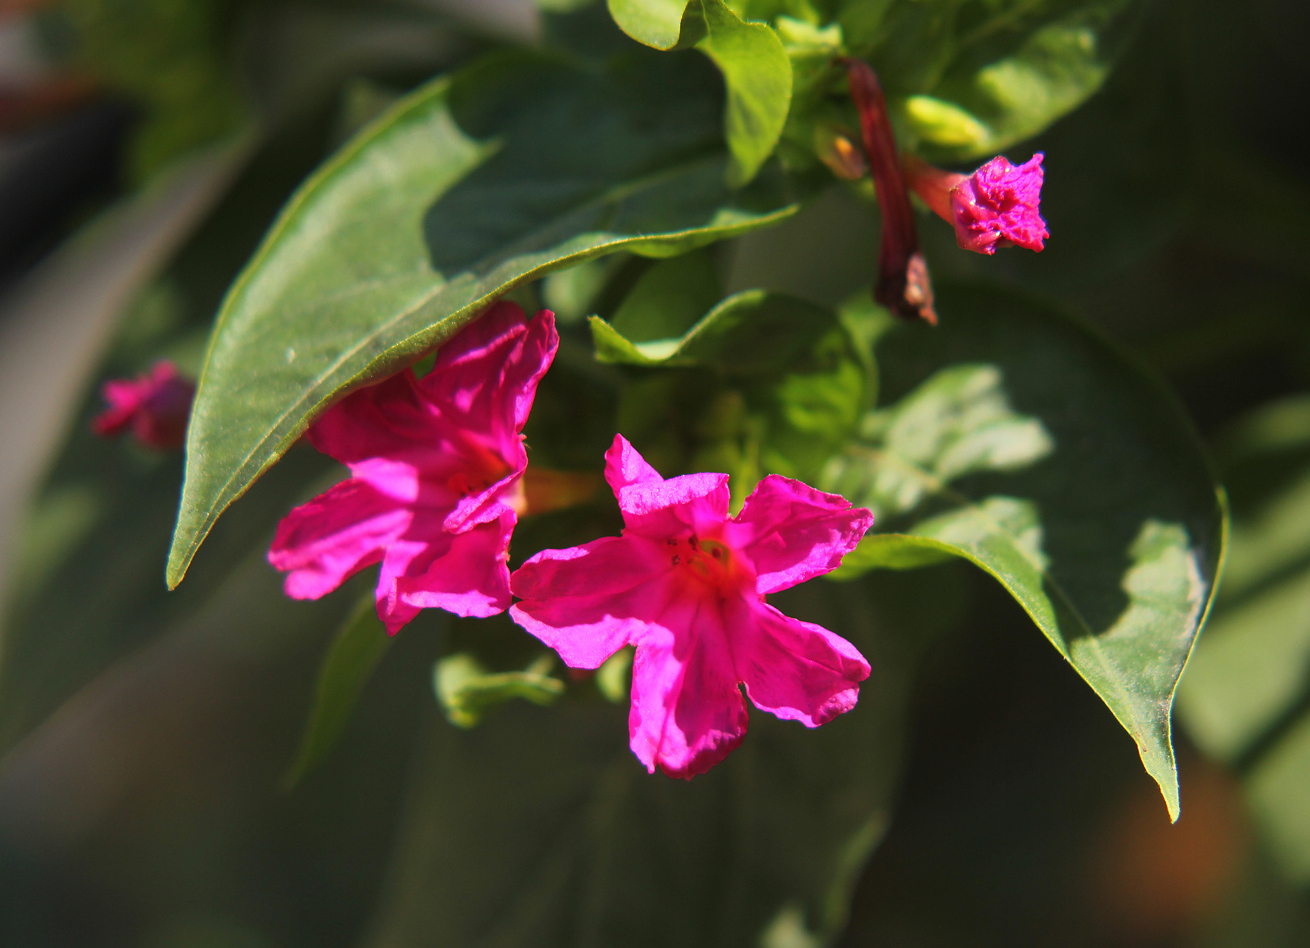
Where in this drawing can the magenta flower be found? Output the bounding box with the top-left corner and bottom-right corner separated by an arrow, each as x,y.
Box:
92,360 -> 195,450
907,153 -> 1049,255
510,435 -> 874,778
269,302 -> 559,633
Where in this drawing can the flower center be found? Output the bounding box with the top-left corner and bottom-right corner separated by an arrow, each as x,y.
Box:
666,534 -> 737,591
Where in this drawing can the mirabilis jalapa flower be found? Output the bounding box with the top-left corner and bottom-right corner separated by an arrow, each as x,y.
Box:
269,302 -> 559,633
904,152 -> 1049,255
92,360 -> 195,450
510,435 -> 874,778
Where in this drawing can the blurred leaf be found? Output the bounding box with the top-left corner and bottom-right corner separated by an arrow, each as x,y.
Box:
282,594 -> 392,788
824,285 -> 1225,819
366,573 -> 948,948
0,95 -> 345,755
1177,394 -> 1310,883
913,0 -> 1141,159
607,0 -> 699,49
434,653 -> 565,728
59,0 -> 249,178
168,48 -> 800,589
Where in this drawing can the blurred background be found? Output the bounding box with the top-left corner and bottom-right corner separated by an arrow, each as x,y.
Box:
1,0 -> 1308,946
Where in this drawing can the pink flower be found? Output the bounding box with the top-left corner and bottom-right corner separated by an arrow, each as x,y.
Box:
510,435 -> 874,778
92,360 -> 195,450
906,153 -> 1049,255
268,302 -> 559,634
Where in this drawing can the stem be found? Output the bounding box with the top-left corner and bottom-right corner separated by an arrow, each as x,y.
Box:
841,58 -> 936,325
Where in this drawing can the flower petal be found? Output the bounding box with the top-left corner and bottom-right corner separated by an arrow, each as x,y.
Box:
628,596 -> 749,778
510,535 -> 670,669
949,153 -> 1048,255
732,475 -> 874,594
268,479 -> 409,600
385,511 -> 517,628
308,372 -> 518,492
604,433 -> 664,493
731,596 -> 870,727
418,302 -> 559,450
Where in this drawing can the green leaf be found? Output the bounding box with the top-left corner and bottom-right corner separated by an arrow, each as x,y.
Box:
168,48 -> 799,588
434,653 -> 566,728
365,574 -> 951,948
824,285 -> 1225,819
591,287 -> 834,371
604,250 -> 724,349
607,1 -> 793,185
607,0 -> 699,49
602,286 -> 868,498
1176,394 -> 1310,882
282,594 -> 393,788
899,0 -> 1143,160
698,0 -> 794,186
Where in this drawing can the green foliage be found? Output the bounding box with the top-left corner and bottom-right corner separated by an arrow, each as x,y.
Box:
283,594 -> 393,788
608,1 -> 794,186
1178,395 -> 1310,882
56,0 -> 248,178
596,260 -> 868,502
824,285 -> 1225,818
167,47 -> 799,588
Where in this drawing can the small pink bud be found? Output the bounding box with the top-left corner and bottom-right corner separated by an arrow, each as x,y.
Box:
92,360 -> 195,450
907,153 -> 1049,255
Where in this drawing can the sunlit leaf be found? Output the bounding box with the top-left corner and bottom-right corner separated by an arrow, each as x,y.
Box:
825,285 -> 1225,819
168,48 -> 799,588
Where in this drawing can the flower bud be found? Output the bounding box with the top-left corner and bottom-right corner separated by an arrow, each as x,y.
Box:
905,153 -> 1049,255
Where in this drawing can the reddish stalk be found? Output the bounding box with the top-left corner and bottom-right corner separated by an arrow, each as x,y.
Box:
840,58 -> 936,325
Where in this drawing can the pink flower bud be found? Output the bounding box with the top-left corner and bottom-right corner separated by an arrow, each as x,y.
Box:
92,360 -> 195,450
906,153 -> 1049,255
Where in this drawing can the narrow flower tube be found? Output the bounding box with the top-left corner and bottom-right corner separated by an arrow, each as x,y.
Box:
92,360 -> 195,450
268,302 -> 559,633
841,57 -> 937,325
510,435 -> 874,778
905,152 -> 1049,255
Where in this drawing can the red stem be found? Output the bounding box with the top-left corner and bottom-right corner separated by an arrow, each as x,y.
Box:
841,58 -> 936,325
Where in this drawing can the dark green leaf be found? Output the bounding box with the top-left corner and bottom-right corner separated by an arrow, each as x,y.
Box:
824,285 -> 1225,819
168,48 -> 800,588
282,594 -> 393,788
